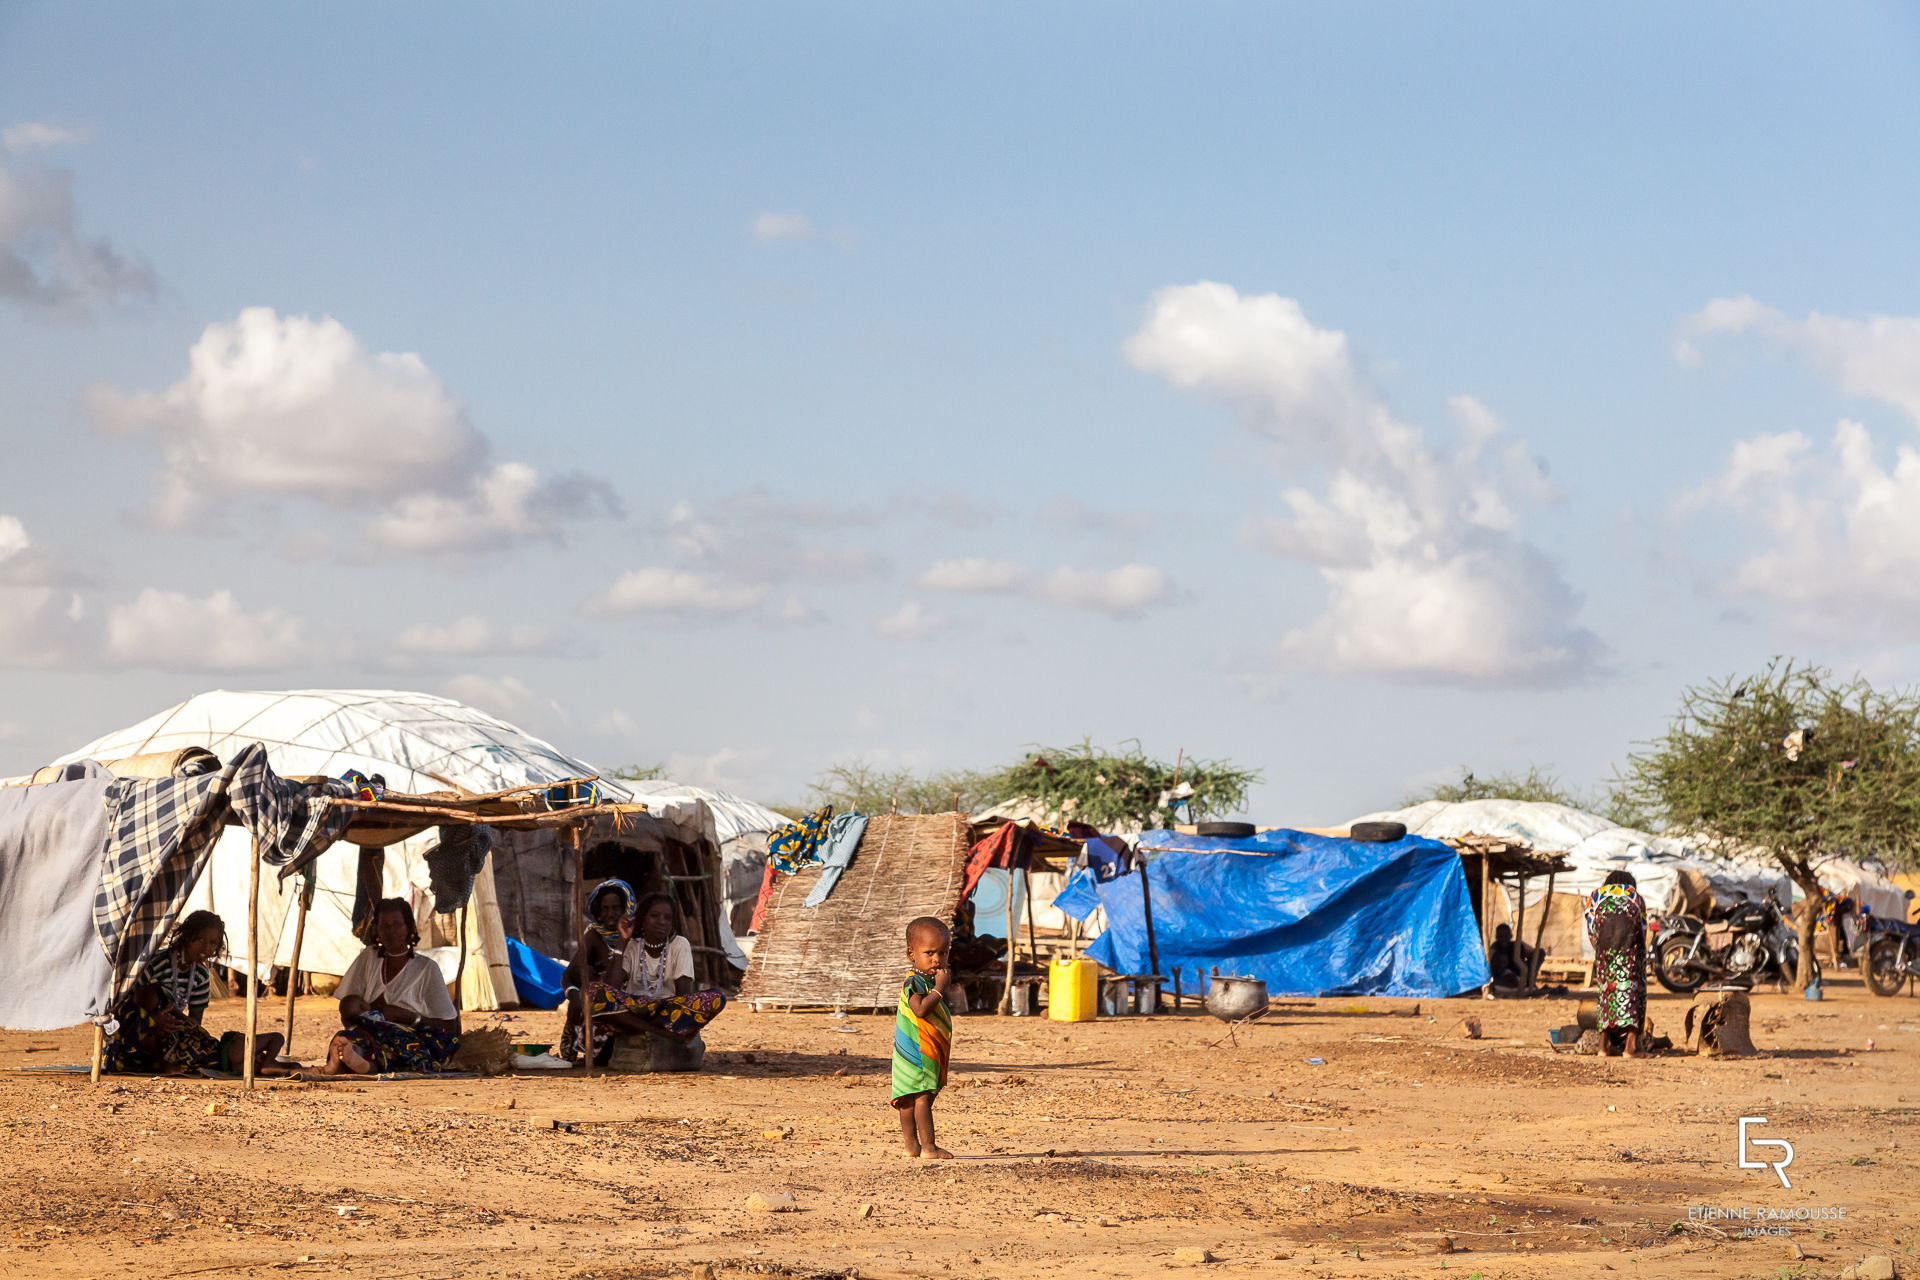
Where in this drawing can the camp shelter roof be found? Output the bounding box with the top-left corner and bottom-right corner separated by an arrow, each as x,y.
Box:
738,812 -> 971,1011
617,780 -> 788,846
43,690 -> 734,995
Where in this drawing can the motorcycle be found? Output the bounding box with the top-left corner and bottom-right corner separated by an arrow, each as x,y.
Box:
1864,916 -> 1920,997
1650,887 -> 1817,993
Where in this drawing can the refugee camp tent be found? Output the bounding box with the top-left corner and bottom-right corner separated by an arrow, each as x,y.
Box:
45,689 -> 737,1005
618,780 -> 790,936
1345,799 -> 1908,957
1061,827 -> 1492,998
738,812 -> 971,1010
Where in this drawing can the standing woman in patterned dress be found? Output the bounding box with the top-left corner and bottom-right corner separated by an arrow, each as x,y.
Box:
1585,870 -> 1652,1058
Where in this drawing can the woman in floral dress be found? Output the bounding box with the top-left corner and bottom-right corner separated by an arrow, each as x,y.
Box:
1585,870 -> 1651,1058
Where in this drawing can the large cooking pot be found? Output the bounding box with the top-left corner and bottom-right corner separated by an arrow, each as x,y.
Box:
1205,975 -> 1269,1022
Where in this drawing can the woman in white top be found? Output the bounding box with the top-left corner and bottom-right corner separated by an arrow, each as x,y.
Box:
322,898 -> 462,1075
570,892 -> 726,1057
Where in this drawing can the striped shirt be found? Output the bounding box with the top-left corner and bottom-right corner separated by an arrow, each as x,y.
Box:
143,948 -> 211,1014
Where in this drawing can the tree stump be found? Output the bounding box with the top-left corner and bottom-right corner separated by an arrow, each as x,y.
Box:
1684,989 -> 1755,1056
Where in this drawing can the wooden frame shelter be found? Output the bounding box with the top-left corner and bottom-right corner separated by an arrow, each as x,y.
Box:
1444,833 -> 1575,987
89,778 -> 655,1089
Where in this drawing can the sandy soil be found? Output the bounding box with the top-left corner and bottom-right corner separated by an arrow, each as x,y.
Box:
1,978 -> 1914,1280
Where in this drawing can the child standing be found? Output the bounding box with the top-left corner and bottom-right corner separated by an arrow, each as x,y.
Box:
892,916 -> 956,1158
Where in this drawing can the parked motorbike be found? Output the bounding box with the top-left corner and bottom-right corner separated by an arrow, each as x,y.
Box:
1864,917 -> 1920,997
1650,887 -> 1816,993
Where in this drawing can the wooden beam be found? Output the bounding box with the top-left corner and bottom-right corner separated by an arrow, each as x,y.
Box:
282,876 -> 310,1057
244,836 -> 261,1090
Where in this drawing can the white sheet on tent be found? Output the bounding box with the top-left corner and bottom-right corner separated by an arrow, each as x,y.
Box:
47,689 -> 753,988
0,773 -> 117,1030
1346,800 -> 1793,924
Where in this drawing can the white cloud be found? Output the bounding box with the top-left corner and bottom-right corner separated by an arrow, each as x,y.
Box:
1032,564 -> 1172,617
0,125 -> 154,319
1128,282 -> 1600,686
915,557 -> 1032,594
1683,420 -> 1920,641
0,514 -> 89,587
661,499 -> 883,585
3,121 -> 91,150
752,212 -> 815,243
0,586 -> 88,668
393,616 -> 556,657
101,588 -> 319,672
88,307 -> 614,553
442,674 -> 560,727
585,568 -> 770,618
1678,295 -> 1920,427
365,463 -> 618,557
663,745 -> 769,793
875,600 -> 948,641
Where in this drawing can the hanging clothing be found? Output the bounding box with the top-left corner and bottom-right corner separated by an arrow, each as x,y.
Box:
802,813 -> 869,907
1585,883 -> 1647,1032
768,806 -> 833,875
890,969 -> 951,1107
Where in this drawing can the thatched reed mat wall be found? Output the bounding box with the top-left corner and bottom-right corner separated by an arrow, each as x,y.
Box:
740,812 -> 970,1011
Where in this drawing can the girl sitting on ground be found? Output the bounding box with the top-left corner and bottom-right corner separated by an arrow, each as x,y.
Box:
323,898 -> 462,1075
566,892 -> 725,1062
560,879 -> 635,1063
104,910 -> 287,1076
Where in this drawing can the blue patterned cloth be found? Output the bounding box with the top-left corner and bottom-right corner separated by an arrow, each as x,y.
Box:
768,806 -> 833,875
802,812 -> 869,907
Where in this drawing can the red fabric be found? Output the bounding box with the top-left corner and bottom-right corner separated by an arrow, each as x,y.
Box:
748,859 -> 779,934
962,823 -> 1029,900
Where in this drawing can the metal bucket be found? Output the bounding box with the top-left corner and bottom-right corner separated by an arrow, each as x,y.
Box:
1204,975 -> 1269,1022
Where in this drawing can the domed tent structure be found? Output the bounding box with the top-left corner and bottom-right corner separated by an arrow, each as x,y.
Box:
50,690 -> 736,1008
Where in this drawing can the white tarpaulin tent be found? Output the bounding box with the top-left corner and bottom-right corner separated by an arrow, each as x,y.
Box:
1348,798 -> 1908,952
47,689 -> 742,1006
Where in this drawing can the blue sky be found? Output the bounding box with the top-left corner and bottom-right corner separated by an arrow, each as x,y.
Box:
3,4 -> 1918,816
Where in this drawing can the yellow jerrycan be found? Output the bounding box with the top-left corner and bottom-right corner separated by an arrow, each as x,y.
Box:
1047,956 -> 1099,1022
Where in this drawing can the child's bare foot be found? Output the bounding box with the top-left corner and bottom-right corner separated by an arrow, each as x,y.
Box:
900,1136 -> 922,1157
919,1146 -> 954,1159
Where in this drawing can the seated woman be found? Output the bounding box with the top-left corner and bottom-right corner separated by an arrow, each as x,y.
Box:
568,892 -> 726,1060
104,910 -> 287,1076
560,879 -> 635,1063
322,898 -> 461,1075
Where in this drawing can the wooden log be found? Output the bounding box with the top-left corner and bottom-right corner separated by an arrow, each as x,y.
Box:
90,1023 -> 103,1084
999,864 -> 1017,1015
244,836 -> 261,1090
1139,856 -> 1161,978
282,876 -> 311,1056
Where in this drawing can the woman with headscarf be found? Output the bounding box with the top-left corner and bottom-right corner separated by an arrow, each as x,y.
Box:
1585,869 -> 1651,1058
567,892 -> 726,1062
322,898 -> 461,1074
560,878 -> 635,1063
104,910 -> 288,1076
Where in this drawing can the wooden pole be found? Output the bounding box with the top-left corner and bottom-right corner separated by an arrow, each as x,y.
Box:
1139,855 -> 1161,977
1514,872 -> 1527,949
244,837 -> 261,1090
453,902 -> 470,1012
1531,868 -> 1557,984
282,875 -> 310,1057
90,1023 -> 103,1083
999,868 -> 1018,1015
569,828 -> 594,1079
1477,853 -> 1493,998
1022,863 -> 1040,967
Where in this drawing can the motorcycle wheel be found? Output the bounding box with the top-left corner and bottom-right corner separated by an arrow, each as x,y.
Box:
1866,938 -> 1909,998
1653,938 -> 1706,994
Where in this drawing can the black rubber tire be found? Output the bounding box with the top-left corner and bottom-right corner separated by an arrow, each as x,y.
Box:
1195,821 -> 1257,839
1349,821 -> 1407,843
1653,937 -> 1707,994
1866,938 -> 1908,998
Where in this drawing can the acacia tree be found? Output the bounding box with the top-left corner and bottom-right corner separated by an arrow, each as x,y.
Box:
1622,660 -> 1920,989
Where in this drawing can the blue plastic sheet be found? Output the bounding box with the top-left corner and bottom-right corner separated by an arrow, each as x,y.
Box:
506,936 -> 567,1009
1081,828 -> 1491,998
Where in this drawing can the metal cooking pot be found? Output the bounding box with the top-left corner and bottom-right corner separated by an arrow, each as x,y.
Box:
1205,975 -> 1269,1022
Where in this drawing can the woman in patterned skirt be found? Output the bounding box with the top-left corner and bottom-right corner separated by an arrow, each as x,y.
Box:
322,898 -> 461,1074
568,893 -> 726,1062
105,910 -> 287,1075
1585,870 -> 1651,1058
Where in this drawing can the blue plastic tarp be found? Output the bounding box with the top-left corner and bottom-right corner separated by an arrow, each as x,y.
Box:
506,936 -> 567,1009
1079,828 -> 1491,998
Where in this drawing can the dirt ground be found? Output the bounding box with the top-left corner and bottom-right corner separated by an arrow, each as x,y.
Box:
1,977 -> 1914,1280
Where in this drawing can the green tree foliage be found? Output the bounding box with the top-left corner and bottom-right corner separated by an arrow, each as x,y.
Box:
805,758 -> 995,816
978,739 -> 1259,831
607,763 -> 666,781
1622,659 -> 1920,987
1402,766 -> 1581,808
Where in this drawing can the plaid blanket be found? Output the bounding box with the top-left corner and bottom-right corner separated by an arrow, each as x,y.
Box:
93,742 -> 354,1003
